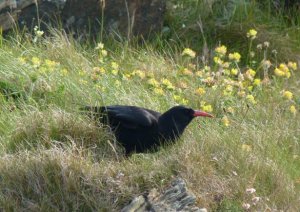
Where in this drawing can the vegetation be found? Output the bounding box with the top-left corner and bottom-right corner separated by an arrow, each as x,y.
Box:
0,0 -> 299,211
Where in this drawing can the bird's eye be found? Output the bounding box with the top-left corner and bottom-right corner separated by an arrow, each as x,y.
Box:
186,109 -> 193,115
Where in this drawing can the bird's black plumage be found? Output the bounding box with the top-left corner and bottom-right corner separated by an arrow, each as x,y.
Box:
83,105 -> 212,154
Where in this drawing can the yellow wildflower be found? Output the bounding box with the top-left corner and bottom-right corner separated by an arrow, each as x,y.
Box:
161,78 -> 175,90
133,70 -> 146,79
181,98 -> 189,105
230,68 -> 238,76
279,63 -> 289,73
253,79 -> 261,86
201,104 -> 213,113
246,94 -> 256,104
173,95 -> 181,101
215,45 -> 227,56
246,29 -> 257,39
31,57 -> 41,67
173,95 -> 189,104
153,87 -> 164,96
278,64 -> 291,78
290,105 -> 297,115
111,69 -> 119,75
213,56 -> 223,65
288,61 -> 297,71
247,68 -> 256,77
195,87 -> 206,95
147,78 -> 160,87
45,59 -> 58,68
122,74 -> 131,80
182,48 -> 196,58
60,68 -> 68,76
111,62 -> 119,70
222,116 -> 230,127
228,52 -> 241,62
274,68 -> 285,77
283,91 -> 293,100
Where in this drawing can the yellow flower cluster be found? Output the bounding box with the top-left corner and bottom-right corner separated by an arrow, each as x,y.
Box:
283,90 -> 293,100
228,52 -> 241,62
200,101 -> 213,113
274,63 -> 291,78
147,78 -> 160,87
290,105 -> 297,115
195,87 -> 206,96
246,29 -> 257,39
215,45 -> 227,56
161,78 -> 175,90
246,94 -> 256,104
182,48 -> 196,58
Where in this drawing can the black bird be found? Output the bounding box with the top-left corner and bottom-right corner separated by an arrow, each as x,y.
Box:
83,105 -> 213,154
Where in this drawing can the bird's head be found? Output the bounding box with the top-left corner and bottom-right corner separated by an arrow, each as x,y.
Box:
167,105 -> 213,122
159,105 -> 213,139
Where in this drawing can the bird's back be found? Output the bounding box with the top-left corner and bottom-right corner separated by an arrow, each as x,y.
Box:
83,105 -> 162,153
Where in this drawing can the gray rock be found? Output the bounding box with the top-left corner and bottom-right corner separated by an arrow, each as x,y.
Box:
61,0 -> 166,39
1,0 -> 166,39
122,178 -> 203,212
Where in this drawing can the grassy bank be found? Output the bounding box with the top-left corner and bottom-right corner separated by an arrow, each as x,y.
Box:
0,0 -> 300,211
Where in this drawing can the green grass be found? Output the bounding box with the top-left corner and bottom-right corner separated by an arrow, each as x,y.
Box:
0,1 -> 300,211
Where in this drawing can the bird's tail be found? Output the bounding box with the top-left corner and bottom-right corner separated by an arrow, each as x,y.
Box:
80,106 -> 107,116
80,106 -> 103,113
80,106 -> 109,125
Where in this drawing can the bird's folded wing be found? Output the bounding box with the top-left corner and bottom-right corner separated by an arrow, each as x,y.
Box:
107,108 -> 158,129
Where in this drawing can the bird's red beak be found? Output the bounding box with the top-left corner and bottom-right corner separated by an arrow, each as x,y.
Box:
193,110 -> 214,118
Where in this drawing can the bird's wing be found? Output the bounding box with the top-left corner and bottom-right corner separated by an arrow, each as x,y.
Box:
105,106 -> 160,129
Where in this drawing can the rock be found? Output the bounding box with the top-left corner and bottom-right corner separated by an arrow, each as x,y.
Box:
0,0 -> 65,32
121,178 -> 203,212
17,0 -> 65,32
62,0 -> 166,39
1,0 -> 166,39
